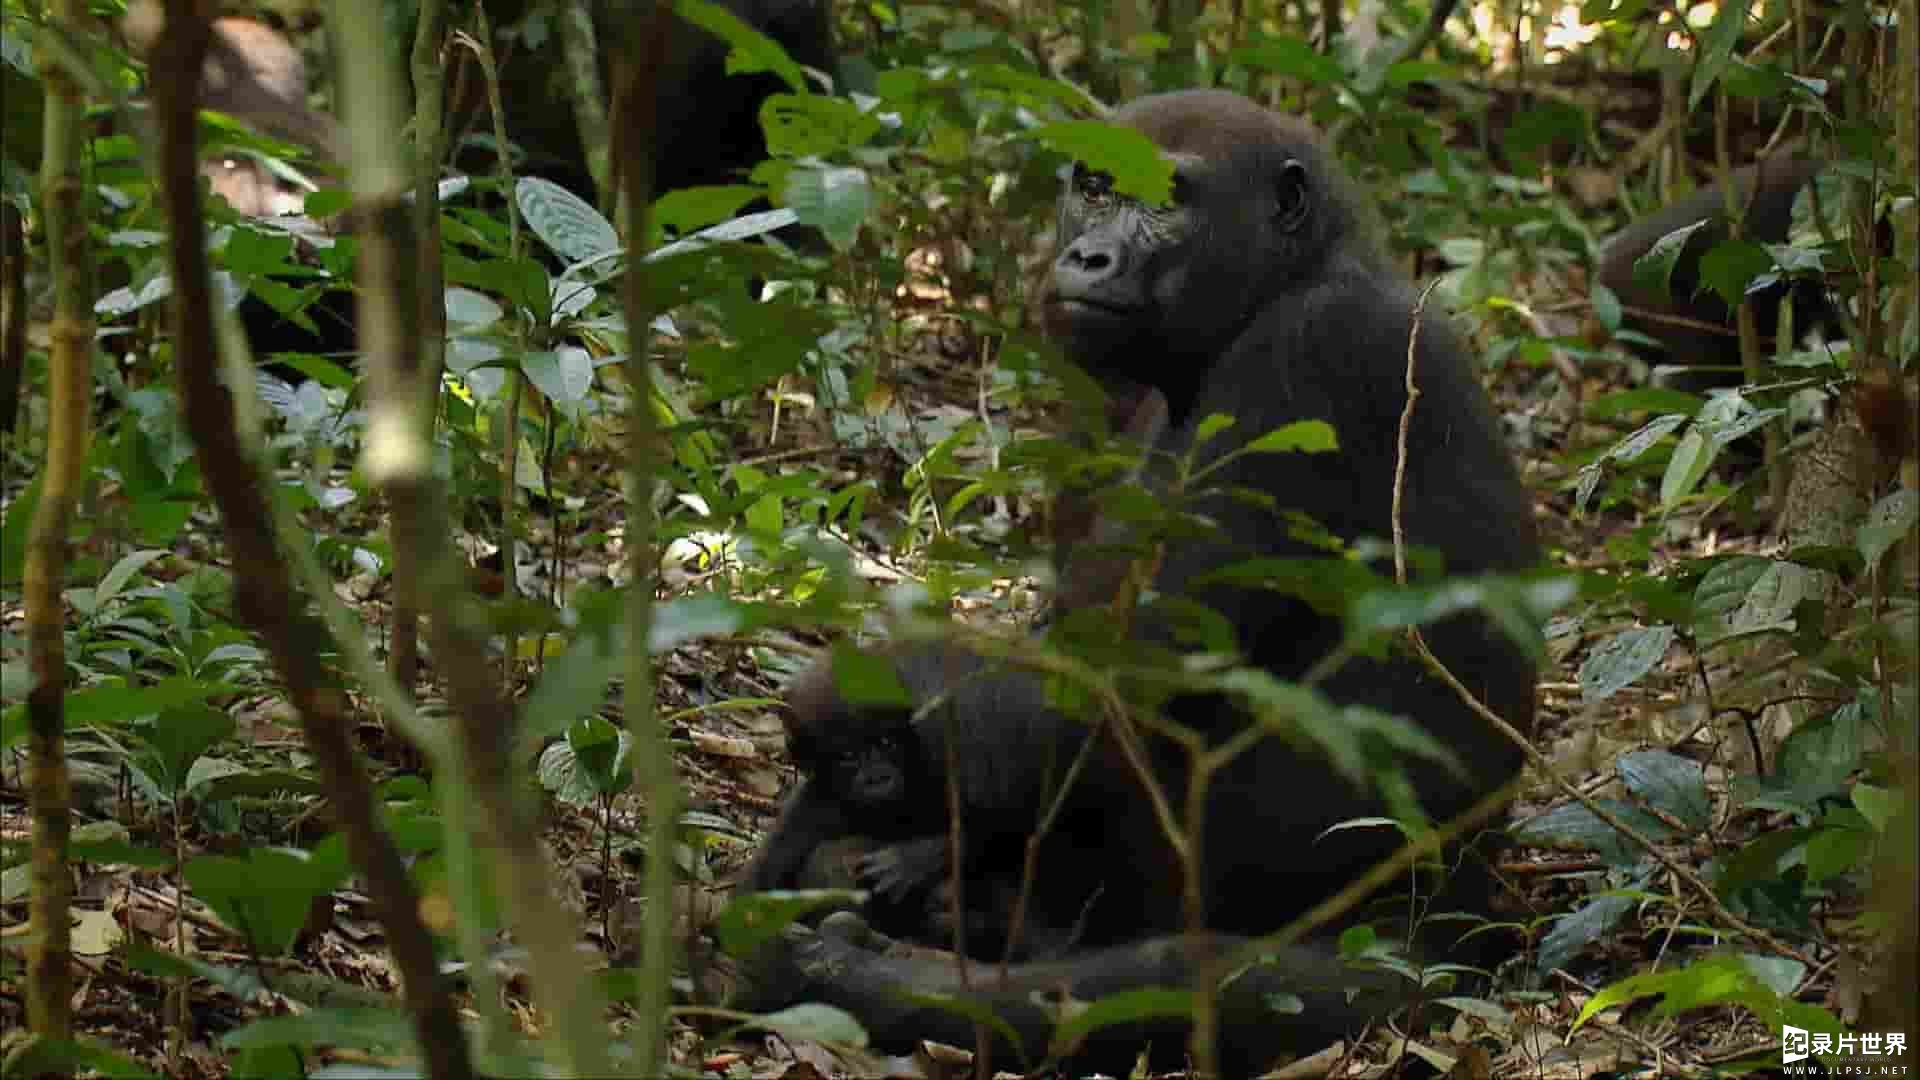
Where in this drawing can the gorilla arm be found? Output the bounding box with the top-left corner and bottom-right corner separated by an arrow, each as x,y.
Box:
740,913 -> 1433,1075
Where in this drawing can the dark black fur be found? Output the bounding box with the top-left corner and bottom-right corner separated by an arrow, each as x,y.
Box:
739,90 -> 1540,1074
1596,146 -> 1838,390
469,0 -> 836,202
741,645 -> 1106,959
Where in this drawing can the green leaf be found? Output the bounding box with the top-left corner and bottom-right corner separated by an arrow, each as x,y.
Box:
1514,800 -> 1676,866
828,643 -> 913,708
184,848 -> 345,956
1198,556 -> 1388,616
1857,490 -> 1919,566
58,676 -> 228,726
653,185 -> 764,236
520,630 -> 624,752
1194,413 -> 1235,447
94,549 -> 170,611
1697,558 -> 1814,644
0,1036 -> 162,1079
675,0 -> 809,93
1587,388 -> 1703,420
1538,892 -> 1638,975
1630,221 -> 1710,302
539,717 -> 635,804
1591,283 -> 1622,332
1576,625 -> 1674,704
1241,419 -> 1338,455
1851,783 -> 1895,833
1051,987 -> 1197,1054
1659,427 -> 1715,507
566,714 -> 633,797
711,889 -> 863,956
443,286 -> 503,330
1029,121 -> 1175,206
760,94 -> 881,157
1229,36 -> 1344,85
648,593 -> 776,653
184,756 -> 248,796
1804,824 -> 1872,883
521,347 -> 596,414
517,176 -> 620,266
741,1003 -> 869,1048
1349,574 -> 1575,660
1617,749 -> 1710,832
783,164 -> 871,251
1608,413 -> 1689,462
1697,238 -> 1774,309
140,705 -> 235,795
1574,950 -> 1840,1036
1503,102 -> 1586,173
1688,0 -> 1755,109
222,1006 -> 417,1054
447,252 -> 551,323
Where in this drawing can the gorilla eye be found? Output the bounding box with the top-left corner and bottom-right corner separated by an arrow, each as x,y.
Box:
1074,164 -> 1114,201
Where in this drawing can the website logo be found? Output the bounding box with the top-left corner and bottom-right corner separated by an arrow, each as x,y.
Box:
1784,1025 -> 1809,1064
1780,1022 -> 1909,1073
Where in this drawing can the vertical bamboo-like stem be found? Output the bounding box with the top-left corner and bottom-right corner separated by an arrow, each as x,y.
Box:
146,4 -> 476,1075
467,4 -> 525,676
387,0 -> 453,699
329,0 -> 609,1067
613,5 -> 677,1075
23,0 -> 95,1047
558,3 -> 611,211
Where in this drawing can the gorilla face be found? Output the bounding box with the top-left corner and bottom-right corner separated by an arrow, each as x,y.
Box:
1042,91 -> 1363,404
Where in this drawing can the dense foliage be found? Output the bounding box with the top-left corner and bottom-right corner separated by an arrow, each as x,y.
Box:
1,0 -> 1913,1076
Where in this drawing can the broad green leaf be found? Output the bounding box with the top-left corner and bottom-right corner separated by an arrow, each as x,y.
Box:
517,176 -> 620,266
520,629 -> 624,752
1576,625 -> 1674,703
712,889 -> 864,956
1697,238 -> 1773,309
62,678 -> 237,727
1857,489 -> 1919,566
1591,283 -> 1622,332
185,848 -> 345,957
94,549 -> 170,611
744,1003 -> 870,1047
1659,427 -> 1715,507
1051,987 -> 1197,1054
1242,419 -> 1338,455
222,1006 -> 416,1053
1630,221 -> 1710,302
760,93 -> 881,157
1617,749 -> 1711,832
1608,413 -> 1688,462
654,185 -> 764,236
784,164 -> 871,251
1230,36 -> 1343,85
1030,121 -> 1175,206
675,0 -> 809,92
1688,0 -> 1755,109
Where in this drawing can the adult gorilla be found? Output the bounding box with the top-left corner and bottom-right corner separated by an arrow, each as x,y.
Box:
1595,145 -> 1837,391
737,90 -> 1540,1074
466,0 -> 836,202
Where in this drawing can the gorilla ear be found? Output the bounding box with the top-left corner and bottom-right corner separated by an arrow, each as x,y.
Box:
1275,159 -> 1310,232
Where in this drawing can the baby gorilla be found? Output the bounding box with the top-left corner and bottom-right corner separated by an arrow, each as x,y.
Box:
742,645 -> 1101,959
